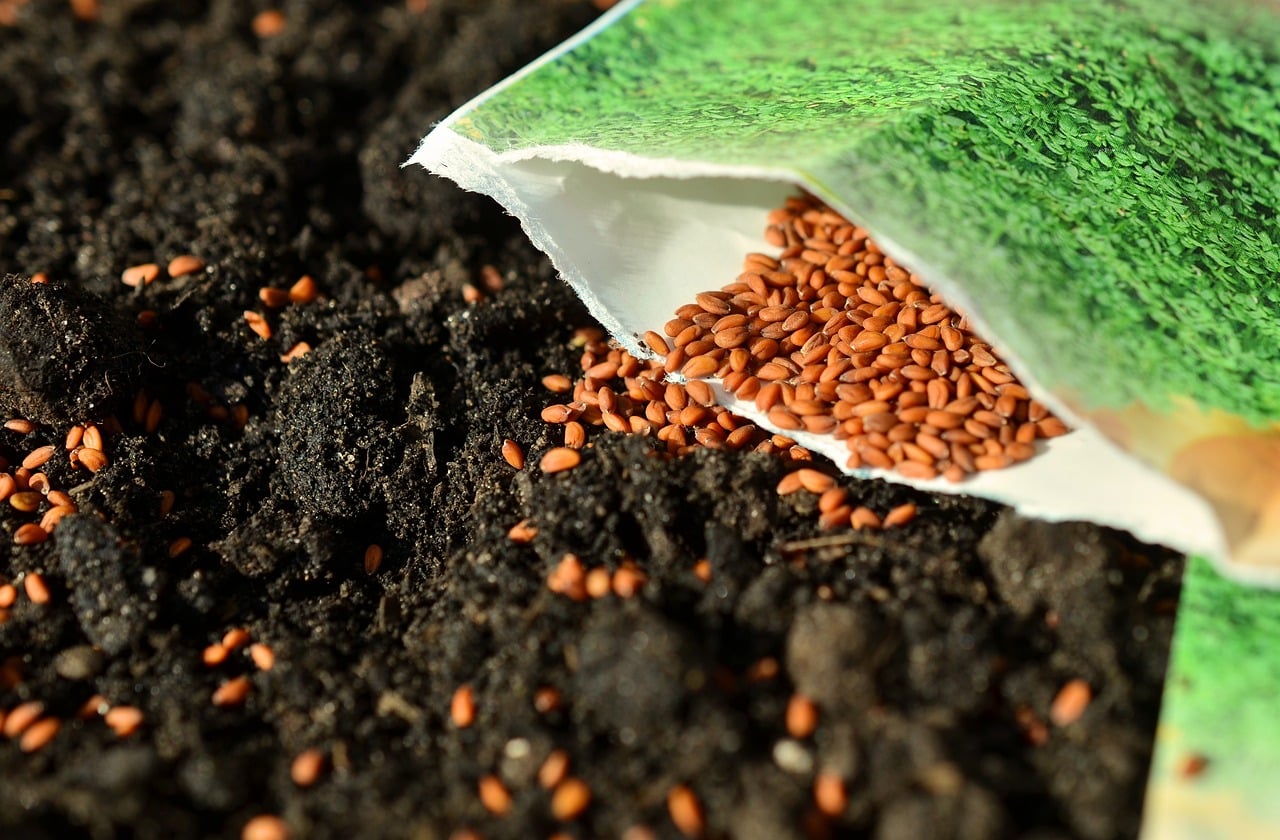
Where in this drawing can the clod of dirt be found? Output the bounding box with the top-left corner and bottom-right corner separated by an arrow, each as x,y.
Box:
54,514 -> 161,656
786,601 -> 888,713
274,331 -> 400,521
0,275 -> 143,426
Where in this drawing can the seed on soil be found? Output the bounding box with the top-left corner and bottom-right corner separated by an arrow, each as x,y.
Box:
23,572 -> 51,603
461,283 -> 483,304
478,774 -> 512,817
21,445 -> 54,469
813,771 -> 848,817
212,676 -> 251,708
212,631 -> 247,654
202,644 -> 229,667
104,706 -> 144,738
542,374 -> 573,393
363,544 -> 384,574
4,418 -> 34,434
538,749 -> 571,790
249,643 -> 275,671
167,254 -> 205,277
612,564 -> 648,598
585,566 -> 612,599
291,748 -> 327,787
244,311 -> 272,339
289,275 -> 317,304
18,717 -> 60,753
251,10 -> 287,39
551,777 -> 592,821
121,263 -> 160,287
540,447 -> 581,473
667,784 -> 705,838
3,700 -> 44,737
83,424 -> 103,451
77,447 -> 109,472
692,558 -> 712,583
0,585 -> 14,608
280,341 -> 312,363
259,287 -> 289,308
168,537 -> 193,558
450,684 -> 476,728
883,502 -> 918,528
10,490 -> 41,512
1050,678 -> 1092,726
785,694 -> 819,739
850,507 -> 882,530
533,687 -> 561,714
501,439 -> 525,469
507,519 -> 537,544
242,815 -> 291,840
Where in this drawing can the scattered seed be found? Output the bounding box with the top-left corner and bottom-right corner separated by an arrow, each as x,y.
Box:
612,564 -> 647,598
259,287 -> 289,308
542,374 -> 573,393
104,706 -> 144,738
242,815 -> 290,840
82,424 -> 103,451
533,687 -> 561,715
585,567 -> 612,599
160,490 -> 175,517
667,784 -> 705,838
883,502 -> 918,528
168,537 -> 193,558
4,418 -> 34,434
551,778 -> 592,821
291,748 -> 327,787
280,341 -> 312,363
249,643 -> 275,671
145,399 -> 163,433
450,684 -> 476,728
363,544 -> 383,574
167,255 -> 205,277
23,572 -> 50,604
692,558 -> 712,583
251,10 -> 287,39
77,447 -> 108,472
73,695 -> 105,719
212,675 -> 251,708
202,644 -> 229,667
461,283 -> 483,304
538,749 -> 571,790
478,774 -> 512,817
501,439 -> 525,469
507,519 -> 537,544
18,717 -> 60,753
222,628 -> 252,651
0,585 -> 14,608
3,700 -> 44,737
850,507 -> 882,530
244,311 -> 272,340
785,694 -> 819,739
547,554 -> 587,601
21,445 -> 54,469
540,447 -> 581,474
10,490 -> 41,512
813,771 -> 848,817
121,263 -> 159,287
289,275 -> 317,304
1049,678 -> 1092,727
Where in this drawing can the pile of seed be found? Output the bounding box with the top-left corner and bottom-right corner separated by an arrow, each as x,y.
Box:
540,194 -> 1067,489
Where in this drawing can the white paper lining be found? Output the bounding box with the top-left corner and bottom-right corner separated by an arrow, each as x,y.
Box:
409,126 -> 1231,573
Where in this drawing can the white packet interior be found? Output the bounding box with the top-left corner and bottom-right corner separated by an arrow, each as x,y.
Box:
411,128 -> 1232,573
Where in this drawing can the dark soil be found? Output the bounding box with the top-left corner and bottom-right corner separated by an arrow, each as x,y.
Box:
0,2 -> 1183,839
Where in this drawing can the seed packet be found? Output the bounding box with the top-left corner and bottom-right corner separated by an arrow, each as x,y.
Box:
411,0 -> 1280,589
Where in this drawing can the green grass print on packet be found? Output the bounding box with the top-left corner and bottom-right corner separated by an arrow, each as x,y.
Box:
462,0 -> 1280,424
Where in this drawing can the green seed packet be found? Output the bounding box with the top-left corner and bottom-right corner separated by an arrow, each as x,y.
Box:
409,1 -> 1280,833
412,0 -> 1280,588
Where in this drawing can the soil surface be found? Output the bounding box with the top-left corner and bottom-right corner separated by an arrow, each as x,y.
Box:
0,2 -> 1183,839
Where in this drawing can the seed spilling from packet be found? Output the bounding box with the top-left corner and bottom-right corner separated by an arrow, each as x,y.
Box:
539,193 -> 1067,485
